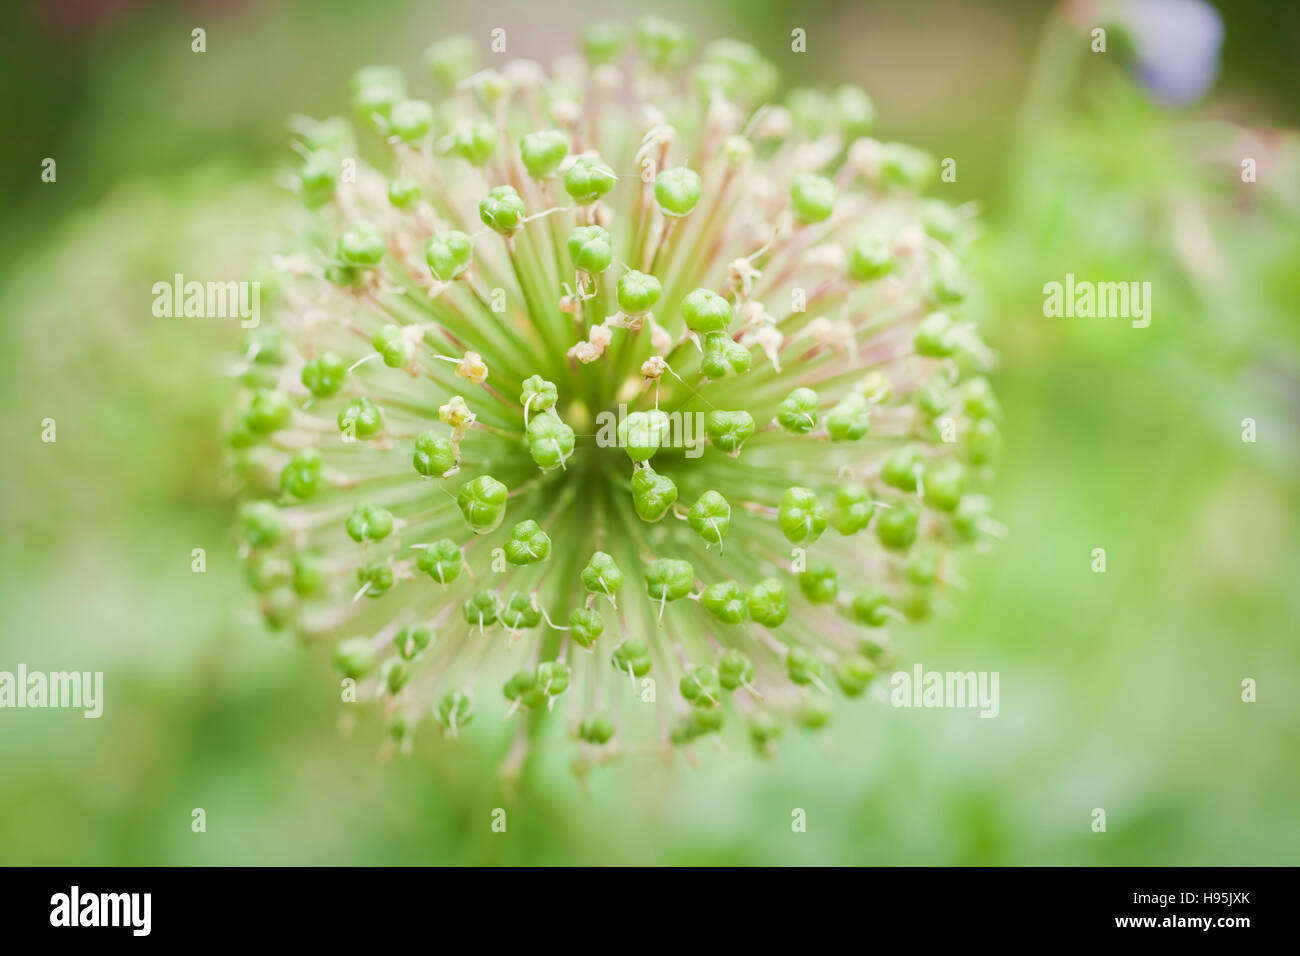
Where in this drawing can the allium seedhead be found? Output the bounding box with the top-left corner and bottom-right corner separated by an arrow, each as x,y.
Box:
230,20 -> 1000,767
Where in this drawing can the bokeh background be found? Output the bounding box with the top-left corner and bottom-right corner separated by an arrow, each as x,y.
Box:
1,0 -> 1297,865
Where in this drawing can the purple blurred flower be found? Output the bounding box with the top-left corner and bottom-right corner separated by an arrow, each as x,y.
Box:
1120,0 -> 1224,105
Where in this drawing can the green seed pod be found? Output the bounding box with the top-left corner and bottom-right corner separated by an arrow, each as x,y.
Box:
416,538 -> 463,584
291,553 -> 327,596
501,593 -> 542,630
520,129 -> 571,179
797,695 -> 833,729
903,543 -> 940,586
779,486 -> 827,545
280,448 -> 324,500
426,35 -> 477,88
578,713 -> 615,744
876,500 -> 920,550
567,224 -> 613,273
925,461 -> 966,512
338,396 -> 385,440
834,84 -> 876,137
798,557 -> 839,604
425,231 -> 474,282
962,418 -> 1002,465
245,555 -> 289,593
394,624 -> 432,660
701,580 -> 747,624
582,21 -> 627,64
520,375 -> 558,414
882,445 -> 925,492
373,324 -> 417,368
929,259 -> 967,305
381,658 -> 410,692
790,173 -> 836,223
777,387 -> 819,433
504,519 -> 551,565
829,483 -> 875,535
636,16 -> 692,69
581,552 -> 624,597
526,413 -> 576,471
630,465 -> 678,522
878,142 -> 937,190
611,640 -> 652,677
358,562 -> 395,597
688,705 -> 724,736
654,167 -> 702,217
835,653 -> 878,697
952,496 -> 991,542
462,590 -> 500,628
913,311 -> 959,358
435,689 -> 474,733
718,649 -> 755,690
388,99 -> 435,142
785,645 -> 821,686
240,501 -> 286,549
748,577 -> 789,627
749,713 -> 782,750
413,431 -> 457,478
679,665 -> 721,706
245,389 -> 292,435
387,176 -> 422,208
568,607 -> 604,648
333,637 -> 376,679
479,185 -> 526,234
688,490 -> 731,547
916,376 -> 952,419
680,288 -> 733,334
350,66 -> 405,121
963,377 -> 1002,420
457,474 -> 508,533
644,558 -> 695,602
618,409 -> 670,461
705,409 -> 755,454
700,332 -> 751,378
536,660 -> 571,696
337,221 -> 386,266
617,270 -> 661,316
825,392 -> 871,441
260,588 -> 297,630
848,235 -> 894,281
452,121 -> 499,166
563,156 -> 617,205
346,501 -> 395,542
301,352 -> 347,398
299,150 -> 339,208
850,589 -> 895,627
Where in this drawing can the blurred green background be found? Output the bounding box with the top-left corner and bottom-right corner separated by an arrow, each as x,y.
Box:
1,0 -> 1296,865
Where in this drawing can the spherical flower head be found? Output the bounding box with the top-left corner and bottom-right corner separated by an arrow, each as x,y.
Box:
231,20 -> 999,766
